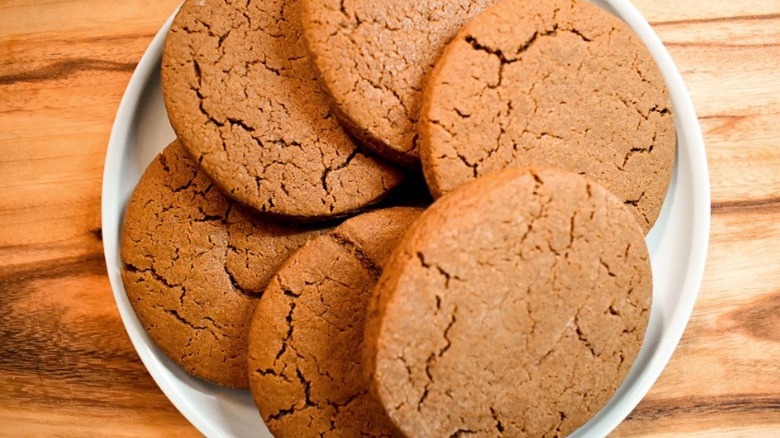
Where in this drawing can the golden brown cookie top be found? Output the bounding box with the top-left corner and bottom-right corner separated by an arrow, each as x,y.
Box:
364,168 -> 652,436
301,0 -> 496,166
419,0 -> 675,232
248,207 -> 422,436
120,140 -> 327,388
162,0 -> 404,220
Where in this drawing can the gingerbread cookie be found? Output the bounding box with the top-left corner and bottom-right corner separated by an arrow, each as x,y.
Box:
248,207 -> 422,436
419,0 -> 675,232
162,0 -> 405,219
120,140 -> 327,388
364,168 -> 652,436
301,0 -> 496,166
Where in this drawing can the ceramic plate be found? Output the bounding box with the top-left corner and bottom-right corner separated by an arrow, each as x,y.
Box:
102,1 -> 710,436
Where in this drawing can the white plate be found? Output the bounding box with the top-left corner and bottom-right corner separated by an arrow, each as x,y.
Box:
102,2 -> 710,436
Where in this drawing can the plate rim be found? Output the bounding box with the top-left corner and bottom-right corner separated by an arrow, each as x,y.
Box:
571,0 -> 711,435
102,9 -> 226,438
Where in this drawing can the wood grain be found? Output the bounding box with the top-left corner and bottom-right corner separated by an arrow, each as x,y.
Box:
0,0 -> 194,435
614,1 -> 780,436
0,0 -> 779,436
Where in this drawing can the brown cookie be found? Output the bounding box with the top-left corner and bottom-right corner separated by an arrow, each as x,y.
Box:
161,0 -> 405,220
364,168 -> 652,436
120,140 -> 328,388
301,0 -> 496,167
247,207 -> 422,436
419,0 -> 675,232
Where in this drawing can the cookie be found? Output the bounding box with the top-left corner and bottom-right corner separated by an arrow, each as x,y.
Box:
419,0 -> 675,232
364,168 -> 652,436
161,0 -> 405,220
120,140 -> 328,388
301,0 -> 496,166
247,207 -> 422,436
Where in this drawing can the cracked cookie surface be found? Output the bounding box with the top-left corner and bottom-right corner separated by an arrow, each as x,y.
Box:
301,0 -> 496,166
248,207 -> 422,436
120,140 -> 328,388
419,0 -> 675,232
364,168 -> 651,437
162,0 -> 405,219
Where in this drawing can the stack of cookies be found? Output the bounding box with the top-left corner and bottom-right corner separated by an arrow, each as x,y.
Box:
120,0 -> 675,436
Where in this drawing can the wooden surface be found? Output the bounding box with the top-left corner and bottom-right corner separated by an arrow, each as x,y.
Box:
1,0 -> 778,436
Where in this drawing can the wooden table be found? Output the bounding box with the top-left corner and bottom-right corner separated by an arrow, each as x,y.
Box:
1,0 -> 778,436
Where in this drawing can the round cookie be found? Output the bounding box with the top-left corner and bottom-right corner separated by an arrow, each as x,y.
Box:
364,168 -> 652,436
301,0 -> 496,166
419,0 -> 675,232
248,207 -> 422,436
121,140 -> 328,388
162,0 -> 405,219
